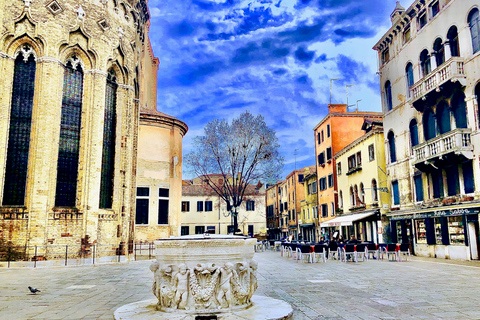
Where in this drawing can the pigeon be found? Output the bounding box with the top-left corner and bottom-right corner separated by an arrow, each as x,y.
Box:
28,286 -> 40,294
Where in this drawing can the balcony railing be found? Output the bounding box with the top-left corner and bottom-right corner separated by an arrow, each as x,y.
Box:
408,57 -> 466,104
412,128 -> 473,167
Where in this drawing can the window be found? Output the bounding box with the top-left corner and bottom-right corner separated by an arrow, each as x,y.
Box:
392,180 -> 400,206
347,155 -> 356,170
312,181 -> 317,194
368,144 -> 375,161
284,202 -> 288,210
356,151 -> 362,167
195,226 -> 205,234
349,187 -> 355,207
158,188 -> 169,224
452,92 -> 467,129
469,8 -> 480,54
197,201 -> 204,212
99,69 -> 117,209
430,1 -> 439,18
280,202 -> 283,212
331,202 -> 335,216
318,152 -> 325,166
248,225 -> 254,236
414,174 -> 424,202
205,200 -> 213,211
409,119 -> 419,147
246,200 -> 255,211
181,226 -> 189,235
337,162 -> 342,175
359,183 -> 364,203
381,48 -> 389,64
319,177 -> 327,191
2,46 -> 36,206
384,80 -> 392,111
298,174 -> 304,183
423,108 -> 436,140
418,11 -> 427,29
437,101 -> 451,134
339,191 -> 343,208
446,166 -> 459,197
321,130 -> 324,142
317,132 -> 321,144
207,226 -> 215,234
463,161 -> 475,194
181,201 -> 190,212
55,57 -> 84,207
447,26 -> 460,57
420,49 -> 431,77
327,124 -> 331,137
388,131 -> 396,163
371,179 -> 378,202
321,204 -> 328,217
433,38 -> 444,67
405,62 -> 414,91
328,174 -> 334,188
135,187 -> 149,224
432,170 -> 444,199
403,25 -> 411,44
448,216 -> 465,245
326,147 -> 332,161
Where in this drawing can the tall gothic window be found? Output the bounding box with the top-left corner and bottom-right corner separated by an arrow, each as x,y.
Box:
420,49 -> 431,77
2,46 -> 36,205
55,57 -> 84,207
447,26 -> 460,57
468,8 -> 480,54
99,69 -> 117,209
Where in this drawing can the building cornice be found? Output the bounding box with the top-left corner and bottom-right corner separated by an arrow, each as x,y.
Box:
313,112 -> 383,131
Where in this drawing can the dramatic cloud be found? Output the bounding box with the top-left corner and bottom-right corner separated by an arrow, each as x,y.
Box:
148,0 -> 415,179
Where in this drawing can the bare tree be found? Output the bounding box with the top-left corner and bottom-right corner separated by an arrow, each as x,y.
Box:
185,111 -> 284,234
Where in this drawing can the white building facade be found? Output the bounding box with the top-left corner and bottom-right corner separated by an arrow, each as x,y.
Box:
374,0 -> 480,260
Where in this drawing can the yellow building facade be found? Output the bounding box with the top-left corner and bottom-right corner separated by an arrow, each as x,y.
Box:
327,119 -> 387,243
300,167 -> 317,242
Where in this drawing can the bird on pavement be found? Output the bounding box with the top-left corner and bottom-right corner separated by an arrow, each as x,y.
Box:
28,286 -> 40,294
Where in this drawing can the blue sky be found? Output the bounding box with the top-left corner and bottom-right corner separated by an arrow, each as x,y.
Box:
147,0 -> 415,180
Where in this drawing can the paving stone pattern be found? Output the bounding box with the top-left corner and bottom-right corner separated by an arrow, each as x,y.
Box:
1,252 -> 480,319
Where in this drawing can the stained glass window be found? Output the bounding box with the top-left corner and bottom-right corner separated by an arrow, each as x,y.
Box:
55,58 -> 83,207
99,70 -> 117,209
3,50 -> 36,205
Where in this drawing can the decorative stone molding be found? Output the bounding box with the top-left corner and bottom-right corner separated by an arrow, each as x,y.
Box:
151,235 -> 258,313
98,19 -> 109,31
14,44 -> 36,61
76,6 -> 86,19
118,83 -> 134,90
46,0 -> 63,15
37,56 -> 62,64
85,69 -> 108,76
0,51 -> 15,60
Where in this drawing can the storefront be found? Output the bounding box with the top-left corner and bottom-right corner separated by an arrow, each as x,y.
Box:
319,210 -> 382,243
299,223 -> 315,242
390,207 -> 480,260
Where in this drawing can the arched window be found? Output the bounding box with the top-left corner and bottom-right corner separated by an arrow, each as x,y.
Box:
451,92 -> 467,128
405,62 -> 414,88
436,101 -> 451,134
354,185 -> 358,206
359,183 -> 364,203
55,56 -> 84,207
339,190 -> 343,208
387,131 -> 396,163
371,179 -> 378,202
423,108 -> 436,140
447,26 -> 460,57
349,187 -> 354,207
2,45 -> 36,206
420,49 -> 431,77
99,69 -> 118,209
385,80 -> 393,111
433,38 -> 445,67
468,8 -> 480,54
409,118 -> 419,147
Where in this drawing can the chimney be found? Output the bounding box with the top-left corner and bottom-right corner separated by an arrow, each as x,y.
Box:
328,104 -> 347,114
390,1 -> 405,25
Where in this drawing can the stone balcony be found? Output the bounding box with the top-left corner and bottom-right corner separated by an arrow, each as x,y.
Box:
408,57 -> 466,109
412,128 -> 473,171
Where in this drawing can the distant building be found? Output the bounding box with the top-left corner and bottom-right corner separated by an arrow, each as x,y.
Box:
313,104 -> 382,240
327,119 -> 386,243
374,0 -> 480,259
278,180 -> 288,238
181,175 -> 266,237
266,182 -> 281,240
299,166 -> 317,242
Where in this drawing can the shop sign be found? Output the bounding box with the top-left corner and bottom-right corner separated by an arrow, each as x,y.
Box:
390,207 -> 480,221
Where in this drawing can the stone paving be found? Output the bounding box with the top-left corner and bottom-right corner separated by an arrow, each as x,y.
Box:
1,251 -> 480,319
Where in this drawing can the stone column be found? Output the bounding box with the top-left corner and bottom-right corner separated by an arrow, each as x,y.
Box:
430,53 -> 437,71
444,41 -> 452,61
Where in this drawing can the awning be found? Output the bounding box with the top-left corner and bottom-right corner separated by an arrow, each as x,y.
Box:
299,223 -> 315,228
320,210 -> 379,228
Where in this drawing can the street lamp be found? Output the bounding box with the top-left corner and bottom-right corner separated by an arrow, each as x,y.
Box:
330,78 -> 340,104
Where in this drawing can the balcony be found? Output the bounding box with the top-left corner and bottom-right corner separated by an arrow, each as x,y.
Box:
408,57 -> 466,109
412,128 -> 473,171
